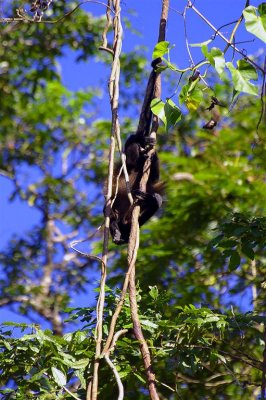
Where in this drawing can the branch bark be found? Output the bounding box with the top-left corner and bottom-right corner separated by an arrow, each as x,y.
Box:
89,1 -> 123,399
127,2 -> 169,399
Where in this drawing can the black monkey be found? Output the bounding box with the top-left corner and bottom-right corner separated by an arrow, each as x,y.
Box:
106,58 -> 164,245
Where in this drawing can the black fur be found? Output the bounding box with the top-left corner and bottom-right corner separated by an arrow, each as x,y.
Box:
106,59 -> 163,245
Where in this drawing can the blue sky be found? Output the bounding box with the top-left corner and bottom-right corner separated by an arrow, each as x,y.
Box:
61,0 -> 264,90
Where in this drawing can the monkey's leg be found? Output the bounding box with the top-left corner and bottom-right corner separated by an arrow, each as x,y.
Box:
110,219 -> 123,244
133,190 -> 162,227
106,206 -> 128,245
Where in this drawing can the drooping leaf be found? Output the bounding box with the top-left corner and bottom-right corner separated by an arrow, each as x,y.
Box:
51,367 -> 66,387
243,5 -> 266,43
151,98 -> 181,131
201,46 -> 225,76
241,243 -> 255,260
164,99 -> 182,130
151,98 -> 166,125
149,285 -> 159,300
226,61 -> 258,96
179,81 -> 203,111
152,41 -> 170,59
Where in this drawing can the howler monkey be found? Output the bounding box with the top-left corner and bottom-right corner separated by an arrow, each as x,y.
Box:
106,58 -> 164,245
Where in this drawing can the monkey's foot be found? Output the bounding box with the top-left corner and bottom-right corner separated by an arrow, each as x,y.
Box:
113,229 -> 127,245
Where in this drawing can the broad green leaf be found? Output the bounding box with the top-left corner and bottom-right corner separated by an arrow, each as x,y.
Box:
226,62 -> 258,96
201,44 -> 209,58
151,98 -> 166,125
140,319 -> 158,329
186,87 -> 203,111
151,97 -> 182,131
51,367 -> 66,387
72,359 -> 90,369
241,243 -> 255,260
152,41 -> 170,59
149,285 -> 159,300
164,99 -> 182,130
243,5 -> 266,43
201,46 -> 225,76
179,83 -> 203,111
237,59 -> 258,81
133,372 -> 146,384
3,340 -> 12,351
210,48 -> 226,76
75,370 -> 87,389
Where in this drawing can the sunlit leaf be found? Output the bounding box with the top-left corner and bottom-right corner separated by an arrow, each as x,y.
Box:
201,46 -> 225,76
151,98 -> 166,125
51,367 -> 66,387
152,41 -> 170,59
179,82 -> 203,111
164,99 -> 182,130
243,5 -> 266,43
149,285 -> 159,300
226,61 -> 258,95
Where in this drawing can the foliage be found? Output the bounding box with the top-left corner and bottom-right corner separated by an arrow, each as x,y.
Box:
1,293 -> 265,398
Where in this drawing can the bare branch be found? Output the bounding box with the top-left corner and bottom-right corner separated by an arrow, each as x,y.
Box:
104,329 -> 128,400
188,2 -> 265,74
89,1 -> 123,399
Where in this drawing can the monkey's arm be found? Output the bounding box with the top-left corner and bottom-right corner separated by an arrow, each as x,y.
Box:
136,58 -> 162,137
124,134 -> 157,169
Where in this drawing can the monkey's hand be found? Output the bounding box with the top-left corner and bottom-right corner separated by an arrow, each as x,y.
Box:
133,189 -> 149,204
141,137 -> 156,153
144,137 -> 156,147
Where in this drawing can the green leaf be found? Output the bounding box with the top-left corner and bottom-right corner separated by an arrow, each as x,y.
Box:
241,244 -> 255,260
210,48 -> 226,76
149,285 -> 159,300
133,372 -> 146,384
140,319 -> 158,329
201,46 -> 225,76
151,98 -> 166,126
243,5 -> 266,43
152,41 -> 170,59
51,367 -> 66,387
201,45 -> 209,58
237,59 -> 258,81
208,234 -> 224,247
226,61 -> 258,96
3,340 -> 12,351
164,99 -> 182,131
179,82 -> 203,111
151,98 -> 181,131
228,251 -> 241,271
72,359 -> 90,369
